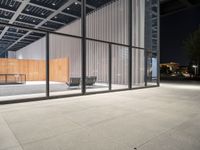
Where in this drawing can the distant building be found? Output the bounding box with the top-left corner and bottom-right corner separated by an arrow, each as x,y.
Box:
160,62 -> 179,73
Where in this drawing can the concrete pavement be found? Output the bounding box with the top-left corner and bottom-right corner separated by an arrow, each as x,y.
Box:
0,82 -> 200,150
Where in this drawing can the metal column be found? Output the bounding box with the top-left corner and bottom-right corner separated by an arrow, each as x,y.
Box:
108,44 -> 112,91
128,0 -> 133,89
81,0 -> 87,94
46,32 -> 50,98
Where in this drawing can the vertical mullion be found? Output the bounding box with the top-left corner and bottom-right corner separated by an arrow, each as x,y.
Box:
81,0 -> 86,94
144,0 -> 148,87
157,0 -> 160,86
128,0 -> 132,89
109,44 -> 112,91
144,49 -> 148,87
46,32 -> 50,98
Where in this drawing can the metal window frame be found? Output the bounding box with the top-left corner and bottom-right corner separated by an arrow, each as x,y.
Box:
157,0 -> 160,87
81,0 -> 86,95
128,0 -> 132,89
0,0 -> 160,104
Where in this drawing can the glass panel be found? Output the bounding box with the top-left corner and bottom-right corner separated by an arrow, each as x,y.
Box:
145,0 -> 159,86
132,0 -> 146,48
86,40 -> 109,93
56,0 -> 82,36
112,45 -> 128,90
0,25 -> 46,102
132,48 -> 145,88
49,33 -> 82,96
147,52 -> 157,85
151,0 -> 159,54
145,0 -> 158,51
86,0 -> 129,45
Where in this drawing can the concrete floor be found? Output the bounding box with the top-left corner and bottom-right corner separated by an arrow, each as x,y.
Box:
0,82 -> 200,150
0,81 -> 130,101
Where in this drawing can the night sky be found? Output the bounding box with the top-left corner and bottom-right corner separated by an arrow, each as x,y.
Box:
160,6 -> 200,66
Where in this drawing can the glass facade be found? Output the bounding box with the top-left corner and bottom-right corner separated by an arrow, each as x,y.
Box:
0,0 -> 159,103
145,0 -> 159,86
0,27 -> 47,102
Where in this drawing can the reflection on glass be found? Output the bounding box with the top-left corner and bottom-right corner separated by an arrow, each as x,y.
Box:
49,34 -> 82,96
86,41 -> 109,92
0,27 -> 46,101
112,45 -> 128,90
132,48 -> 145,88
147,52 -> 157,85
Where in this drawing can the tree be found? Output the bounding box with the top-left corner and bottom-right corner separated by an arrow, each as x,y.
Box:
160,65 -> 172,75
183,28 -> 200,76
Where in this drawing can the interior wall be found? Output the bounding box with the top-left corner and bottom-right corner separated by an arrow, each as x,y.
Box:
16,37 -> 46,60
14,0 -> 146,85
0,58 -> 45,81
8,51 -> 16,58
0,58 -> 69,82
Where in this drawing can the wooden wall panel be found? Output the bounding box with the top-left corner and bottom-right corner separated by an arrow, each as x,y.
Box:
28,60 -> 38,81
0,58 -> 69,82
38,60 -> 46,81
7,59 -> 19,74
50,58 -> 69,82
0,58 -> 7,74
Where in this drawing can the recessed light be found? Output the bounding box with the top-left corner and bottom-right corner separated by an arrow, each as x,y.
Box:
52,3 -> 56,6
33,20 -> 36,22
67,7 -> 70,10
26,9 -> 30,11
75,2 -> 78,5
54,16 -> 57,19
41,12 -> 44,15
4,12 -> 9,16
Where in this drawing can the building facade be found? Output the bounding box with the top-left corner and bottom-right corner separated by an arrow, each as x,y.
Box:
0,0 -> 159,103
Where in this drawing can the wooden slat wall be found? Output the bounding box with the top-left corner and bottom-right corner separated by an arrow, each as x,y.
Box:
0,58 -> 7,82
0,58 -> 69,82
50,58 -> 69,82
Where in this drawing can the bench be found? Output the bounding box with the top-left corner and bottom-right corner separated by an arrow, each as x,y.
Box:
66,77 -> 81,86
86,76 -> 97,86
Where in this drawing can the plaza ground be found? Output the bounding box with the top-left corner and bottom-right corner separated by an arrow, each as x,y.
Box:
0,81 -> 200,150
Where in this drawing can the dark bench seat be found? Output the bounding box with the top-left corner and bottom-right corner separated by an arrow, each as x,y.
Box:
67,76 -> 97,87
66,77 -> 81,86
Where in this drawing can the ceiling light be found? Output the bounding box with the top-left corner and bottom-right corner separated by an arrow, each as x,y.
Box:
41,12 -> 44,15
67,7 -> 70,10
75,2 -> 78,5
4,12 -> 9,16
54,16 -> 57,19
33,20 -> 36,22
52,3 -> 56,6
26,9 -> 30,12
